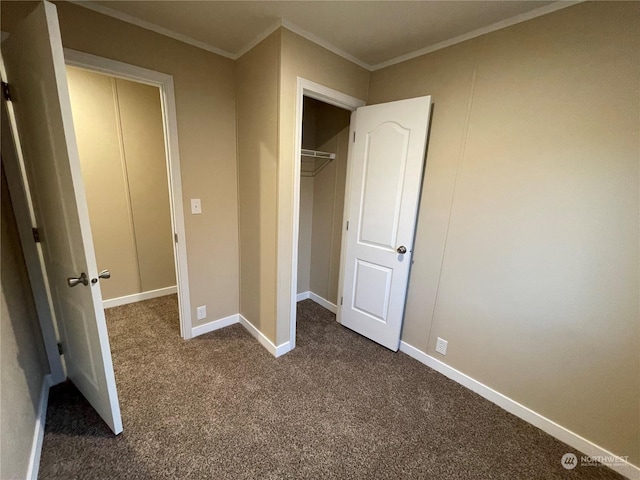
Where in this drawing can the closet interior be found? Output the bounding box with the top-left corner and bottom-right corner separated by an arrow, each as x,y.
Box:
297,97 -> 351,311
66,66 -> 176,306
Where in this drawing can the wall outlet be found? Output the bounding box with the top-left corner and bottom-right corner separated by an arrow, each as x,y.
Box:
196,305 -> 207,320
435,337 -> 448,355
191,199 -> 202,214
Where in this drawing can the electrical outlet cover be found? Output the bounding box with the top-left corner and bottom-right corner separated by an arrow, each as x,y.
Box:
196,305 -> 206,320
435,337 -> 448,355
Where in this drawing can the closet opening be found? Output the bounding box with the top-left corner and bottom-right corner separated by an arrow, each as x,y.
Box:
65,63 -> 184,337
294,96 -> 353,337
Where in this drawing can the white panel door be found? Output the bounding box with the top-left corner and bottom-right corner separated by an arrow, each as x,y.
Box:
339,96 -> 431,351
1,1 -> 122,434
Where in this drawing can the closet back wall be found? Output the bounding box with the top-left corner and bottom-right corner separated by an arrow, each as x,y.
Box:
67,66 -> 176,301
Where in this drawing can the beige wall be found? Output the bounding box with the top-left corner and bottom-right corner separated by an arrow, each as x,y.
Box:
1,165 -> 49,480
297,176 -> 313,294
277,29 -> 370,344
1,1 -> 240,326
236,30 -> 281,340
238,28 -> 368,344
369,1 -> 640,465
116,77 -> 175,293
309,125 -> 350,304
67,67 -> 176,300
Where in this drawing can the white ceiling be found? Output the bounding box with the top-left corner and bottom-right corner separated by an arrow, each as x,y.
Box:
77,1 -> 568,70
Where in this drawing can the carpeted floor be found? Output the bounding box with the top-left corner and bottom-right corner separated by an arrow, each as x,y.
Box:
38,296 -> 624,479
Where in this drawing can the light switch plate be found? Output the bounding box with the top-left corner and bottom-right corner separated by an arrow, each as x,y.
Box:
191,199 -> 202,214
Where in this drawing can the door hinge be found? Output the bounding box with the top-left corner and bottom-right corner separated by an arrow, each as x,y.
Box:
174,233 -> 178,243
57,342 -> 63,355
2,82 -> 12,102
340,297 -> 343,305
32,227 -> 41,243
346,221 -> 349,231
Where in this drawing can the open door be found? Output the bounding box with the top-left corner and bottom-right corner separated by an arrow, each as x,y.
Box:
338,96 -> 431,351
1,1 -> 122,434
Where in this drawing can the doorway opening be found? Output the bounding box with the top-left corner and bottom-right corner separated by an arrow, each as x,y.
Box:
289,79 -> 365,349
296,98 -> 351,312
64,49 -> 192,340
66,66 -> 178,324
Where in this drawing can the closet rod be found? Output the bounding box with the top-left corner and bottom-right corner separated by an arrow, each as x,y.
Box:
301,148 -> 335,160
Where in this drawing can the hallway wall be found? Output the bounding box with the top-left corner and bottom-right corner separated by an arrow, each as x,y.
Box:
0,166 -> 49,480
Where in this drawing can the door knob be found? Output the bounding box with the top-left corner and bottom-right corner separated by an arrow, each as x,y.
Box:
67,272 -> 89,287
91,270 -> 111,285
396,246 -> 407,254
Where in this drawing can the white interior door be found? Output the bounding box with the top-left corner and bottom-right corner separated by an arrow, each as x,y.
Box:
338,96 -> 431,351
1,1 -> 122,434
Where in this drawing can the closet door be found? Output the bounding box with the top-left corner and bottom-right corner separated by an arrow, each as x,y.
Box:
338,96 -> 431,351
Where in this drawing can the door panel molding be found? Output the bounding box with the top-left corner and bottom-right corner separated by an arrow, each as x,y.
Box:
340,96 -> 432,351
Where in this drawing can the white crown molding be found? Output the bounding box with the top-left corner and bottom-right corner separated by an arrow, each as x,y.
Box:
234,19 -> 283,59
69,1 -> 236,59
71,1 -> 583,73
370,1 -> 584,71
280,19 -> 371,71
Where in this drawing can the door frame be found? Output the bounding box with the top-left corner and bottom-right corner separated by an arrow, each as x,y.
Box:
64,49 -> 192,339
288,78 -> 365,349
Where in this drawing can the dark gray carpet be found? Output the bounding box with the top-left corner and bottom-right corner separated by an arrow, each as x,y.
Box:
38,296 -> 623,479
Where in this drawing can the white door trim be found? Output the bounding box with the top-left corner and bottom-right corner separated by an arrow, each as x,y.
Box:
289,78 -> 365,349
63,49 -> 192,339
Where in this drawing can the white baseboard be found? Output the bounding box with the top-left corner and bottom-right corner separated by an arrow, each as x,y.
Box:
103,286 -> 177,308
238,315 -> 292,358
191,314 -> 239,337
308,292 -> 337,314
26,374 -> 51,480
399,341 -> 639,479
297,290 -> 337,314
